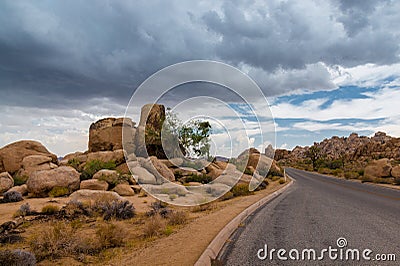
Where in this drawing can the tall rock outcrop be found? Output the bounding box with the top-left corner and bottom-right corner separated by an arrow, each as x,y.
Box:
88,117 -> 136,153
0,140 -> 58,175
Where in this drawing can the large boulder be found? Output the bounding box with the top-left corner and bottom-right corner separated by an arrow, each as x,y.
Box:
138,156 -> 175,182
7,184 -> 28,196
88,117 -> 136,152
26,166 -> 80,197
92,169 -> 120,185
112,184 -> 135,196
364,158 -> 392,178
0,140 -> 57,175
135,104 -> 166,158
70,189 -> 124,202
237,148 -> 281,177
18,155 -> 58,178
130,166 -> 157,184
80,179 -> 109,191
86,149 -> 125,165
391,165 -> 400,178
0,172 -> 14,193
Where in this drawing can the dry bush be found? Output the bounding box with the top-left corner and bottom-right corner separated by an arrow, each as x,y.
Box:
41,204 -> 60,215
29,221 -> 77,260
143,214 -> 166,238
1,191 -> 23,203
96,222 -> 127,248
13,203 -> 31,218
93,199 -> 135,221
231,184 -> 253,197
279,178 -> 286,184
0,249 -> 36,266
167,211 -> 188,226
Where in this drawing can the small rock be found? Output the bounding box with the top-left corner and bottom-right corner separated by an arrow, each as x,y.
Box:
80,179 -> 109,191
112,184 -> 135,196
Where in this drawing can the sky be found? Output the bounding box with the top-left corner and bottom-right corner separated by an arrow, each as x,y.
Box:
0,0 -> 399,156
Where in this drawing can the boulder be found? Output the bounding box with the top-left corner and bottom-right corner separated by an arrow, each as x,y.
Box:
237,148 -> 281,177
26,166 -> 80,197
205,163 -> 223,180
112,184 -> 135,196
0,172 -> 14,193
364,158 -> 392,178
116,162 -> 131,175
19,155 -> 58,177
144,183 -> 189,196
70,189 -> 124,202
135,104 -> 166,158
88,117 -> 136,152
130,166 -> 157,184
86,149 -> 125,165
92,169 -> 120,185
59,152 -> 87,166
7,184 -> 28,196
0,140 -> 57,175
138,156 -> 175,182
80,179 -> 109,191
391,165 -> 400,178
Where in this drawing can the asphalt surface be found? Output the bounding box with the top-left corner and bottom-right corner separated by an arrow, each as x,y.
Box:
218,168 -> 400,265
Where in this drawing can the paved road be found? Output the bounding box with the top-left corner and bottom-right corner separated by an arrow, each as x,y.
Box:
218,168 -> 400,265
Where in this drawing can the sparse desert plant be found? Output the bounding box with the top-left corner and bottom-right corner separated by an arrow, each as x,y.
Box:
48,186 -> 70,197
29,221 -> 77,260
394,177 -> 400,185
2,191 -> 23,203
12,174 -> 29,186
344,171 -> 359,179
184,173 -> 212,184
271,176 -> 280,181
13,203 -> 32,217
41,204 -> 60,215
80,160 -> 116,181
147,201 -> 171,217
167,211 -> 188,226
143,214 -> 166,238
231,183 -> 253,197
61,199 -> 91,218
0,249 -> 36,266
220,191 -> 234,201
67,158 -> 81,171
373,177 -> 394,184
94,199 -> 135,220
279,178 -> 286,184
96,222 -> 126,248
361,175 -> 375,183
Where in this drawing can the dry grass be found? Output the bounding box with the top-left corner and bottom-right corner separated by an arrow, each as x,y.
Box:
167,211 -> 188,226
143,214 -> 166,238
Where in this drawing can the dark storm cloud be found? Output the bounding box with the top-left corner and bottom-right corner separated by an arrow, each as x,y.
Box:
0,0 -> 399,109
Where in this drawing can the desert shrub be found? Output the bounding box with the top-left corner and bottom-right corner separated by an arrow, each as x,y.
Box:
357,169 -> 365,176
0,249 -> 36,266
361,175 -> 375,183
48,186 -> 70,197
394,177 -> 400,185
331,169 -> 343,177
13,203 -> 31,217
318,167 -> 332,175
12,174 -> 29,186
96,222 -> 126,248
80,160 -> 116,181
2,191 -> 23,203
143,215 -> 166,238
266,168 -> 283,178
279,178 -> 286,184
164,225 -> 174,236
94,199 -> 135,221
344,171 -> 360,179
67,158 -> 81,171
60,200 -> 91,218
271,176 -> 281,181
185,173 -> 212,184
243,168 -> 254,175
220,191 -> 234,201
373,177 -> 394,184
29,222 -> 77,260
41,204 -> 60,215
231,184 -> 253,197
167,211 -> 188,226
147,201 -> 171,218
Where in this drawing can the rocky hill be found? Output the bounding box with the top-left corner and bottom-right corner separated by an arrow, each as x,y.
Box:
276,132 -> 400,184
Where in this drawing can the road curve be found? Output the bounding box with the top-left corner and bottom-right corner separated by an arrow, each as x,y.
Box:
218,168 -> 400,265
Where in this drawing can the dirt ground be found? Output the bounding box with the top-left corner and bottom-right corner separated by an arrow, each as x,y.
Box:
108,181 -> 286,266
0,181 -> 287,265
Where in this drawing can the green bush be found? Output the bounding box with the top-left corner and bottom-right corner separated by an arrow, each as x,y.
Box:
13,174 -> 29,186
231,184 -> 253,197
41,204 -> 60,215
185,173 -> 212,184
331,169 -> 343,177
48,186 -> 70,197
220,191 -> 234,201
67,158 -> 81,171
80,160 -> 116,181
344,171 -> 360,179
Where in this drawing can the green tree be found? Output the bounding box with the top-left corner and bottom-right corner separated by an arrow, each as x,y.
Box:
164,109 -> 212,159
306,146 -> 322,171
